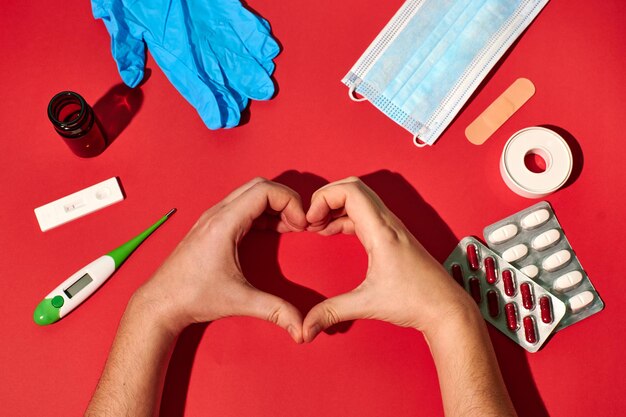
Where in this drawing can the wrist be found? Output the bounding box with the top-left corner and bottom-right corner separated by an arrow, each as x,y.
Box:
420,297 -> 484,345
127,284 -> 189,337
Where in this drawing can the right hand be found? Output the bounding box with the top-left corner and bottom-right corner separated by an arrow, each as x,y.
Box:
303,177 -> 476,342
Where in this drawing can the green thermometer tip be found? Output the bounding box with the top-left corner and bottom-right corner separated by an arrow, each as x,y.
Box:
107,208 -> 176,268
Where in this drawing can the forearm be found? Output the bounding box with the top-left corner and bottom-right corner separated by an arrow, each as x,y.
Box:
85,293 -> 180,417
425,303 -> 517,417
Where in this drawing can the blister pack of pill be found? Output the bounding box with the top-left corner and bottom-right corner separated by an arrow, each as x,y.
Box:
444,237 -> 567,353
483,201 -> 604,330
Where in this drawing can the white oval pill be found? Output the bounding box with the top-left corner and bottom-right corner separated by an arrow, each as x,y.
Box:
531,229 -> 561,251
502,244 -> 528,263
520,264 -> 539,278
521,209 -> 550,229
553,270 -> 583,292
569,291 -> 594,313
488,224 -> 519,244
542,250 -> 572,271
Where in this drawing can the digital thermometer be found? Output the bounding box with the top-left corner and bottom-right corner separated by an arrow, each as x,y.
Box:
33,209 -> 176,325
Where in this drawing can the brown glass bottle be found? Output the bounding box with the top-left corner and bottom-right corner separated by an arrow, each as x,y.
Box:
47,91 -> 106,157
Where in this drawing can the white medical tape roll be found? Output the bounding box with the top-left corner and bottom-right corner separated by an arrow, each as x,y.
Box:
500,127 -> 573,198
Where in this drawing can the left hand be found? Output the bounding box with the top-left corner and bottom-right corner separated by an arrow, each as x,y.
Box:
133,178 -> 307,343
302,177 -> 474,342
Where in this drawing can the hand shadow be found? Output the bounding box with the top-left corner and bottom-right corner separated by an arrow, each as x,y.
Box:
93,70 -> 147,148
359,170 -> 549,417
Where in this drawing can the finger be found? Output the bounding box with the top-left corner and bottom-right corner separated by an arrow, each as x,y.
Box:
221,177 -> 268,205
307,207 -> 347,232
236,286 -> 304,343
202,177 -> 267,219
226,180 -> 307,235
315,217 -> 356,236
303,288 -> 369,343
307,177 -> 370,224
253,212 -> 304,233
307,178 -> 388,246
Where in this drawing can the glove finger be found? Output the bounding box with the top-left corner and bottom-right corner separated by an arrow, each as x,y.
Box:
229,11 -> 280,73
110,29 -> 146,88
90,0 -> 109,20
190,33 -> 250,113
212,1 -> 280,73
246,31 -> 279,75
96,6 -> 146,88
208,26 -> 276,100
149,42 -> 243,129
215,50 -> 276,100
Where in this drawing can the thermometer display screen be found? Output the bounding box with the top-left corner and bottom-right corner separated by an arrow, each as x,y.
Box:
64,273 -> 93,298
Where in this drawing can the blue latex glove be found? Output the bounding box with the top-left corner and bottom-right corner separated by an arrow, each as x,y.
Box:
92,0 -> 280,129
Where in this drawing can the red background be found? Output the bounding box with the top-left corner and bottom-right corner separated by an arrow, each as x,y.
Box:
1,1 -> 625,416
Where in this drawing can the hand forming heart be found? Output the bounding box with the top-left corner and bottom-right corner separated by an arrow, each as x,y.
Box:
135,176 -> 473,344
89,176 -> 517,417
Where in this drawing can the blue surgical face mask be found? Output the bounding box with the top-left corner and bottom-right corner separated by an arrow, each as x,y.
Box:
343,0 -> 549,147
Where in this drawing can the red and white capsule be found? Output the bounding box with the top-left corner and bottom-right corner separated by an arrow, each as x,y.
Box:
520,282 -> 534,310
505,303 -> 518,331
539,296 -> 553,324
523,316 -> 537,344
502,270 -> 516,297
469,277 -> 482,304
484,257 -> 497,284
466,244 -> 479,271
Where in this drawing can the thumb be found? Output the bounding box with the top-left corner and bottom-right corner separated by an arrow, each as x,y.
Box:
237,286 -> 304,344
303,288 -> 369,343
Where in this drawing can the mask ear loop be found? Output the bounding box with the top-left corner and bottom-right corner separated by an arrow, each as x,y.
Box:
348,86 -> 367,102
350,86 -> 427,147
413,135 -> 428,148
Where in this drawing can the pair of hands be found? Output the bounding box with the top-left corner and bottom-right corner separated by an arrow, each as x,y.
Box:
135,177 -> 474,343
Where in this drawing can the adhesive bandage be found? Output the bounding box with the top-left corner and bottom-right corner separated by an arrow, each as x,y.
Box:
466,78 -> 536,145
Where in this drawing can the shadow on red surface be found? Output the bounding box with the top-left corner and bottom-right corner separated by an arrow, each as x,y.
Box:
93,71 -> 147,148
541,124 -> 584,190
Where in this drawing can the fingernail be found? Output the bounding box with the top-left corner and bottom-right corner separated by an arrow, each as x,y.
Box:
308,324 -> 321,342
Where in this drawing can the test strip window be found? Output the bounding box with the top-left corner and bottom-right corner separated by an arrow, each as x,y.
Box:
64,273 -> 94,298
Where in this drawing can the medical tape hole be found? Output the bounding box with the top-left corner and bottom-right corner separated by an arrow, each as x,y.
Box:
524,148 -> 551,173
